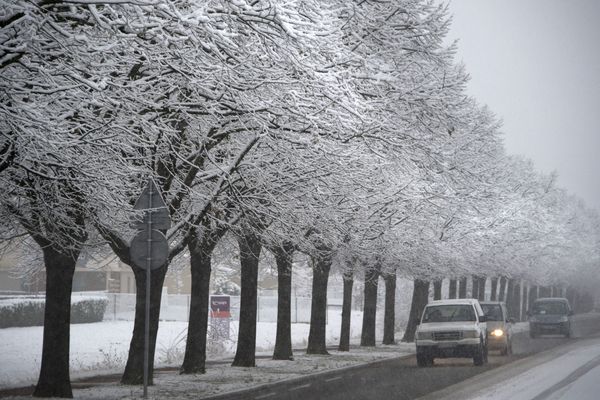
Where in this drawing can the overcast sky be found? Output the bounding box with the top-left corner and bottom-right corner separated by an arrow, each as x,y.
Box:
446,0 -> 600,212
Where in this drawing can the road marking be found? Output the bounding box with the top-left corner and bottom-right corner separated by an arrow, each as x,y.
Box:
530,354 -> 600,400
288,383 -> 311,391
324,376 -> 342,382
255,393 -> 277,399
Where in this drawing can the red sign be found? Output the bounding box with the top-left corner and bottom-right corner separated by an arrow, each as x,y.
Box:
210,295 -> 231,318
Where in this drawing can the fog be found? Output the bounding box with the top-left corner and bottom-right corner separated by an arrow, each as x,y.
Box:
447,0 -> 600,211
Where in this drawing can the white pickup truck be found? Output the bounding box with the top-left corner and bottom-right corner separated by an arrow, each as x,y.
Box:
415,298 -> 488,367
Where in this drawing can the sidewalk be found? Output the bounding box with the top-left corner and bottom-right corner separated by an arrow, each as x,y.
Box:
0,343 -> 415,399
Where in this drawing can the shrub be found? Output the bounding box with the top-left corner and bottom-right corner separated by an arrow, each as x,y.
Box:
0,296 -> 108,328
71,297 -> 108,324
0,298 -> 45,328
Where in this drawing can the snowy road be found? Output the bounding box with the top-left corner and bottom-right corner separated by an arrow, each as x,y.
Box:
206,314 -> 600,400
421,334 -> 600,400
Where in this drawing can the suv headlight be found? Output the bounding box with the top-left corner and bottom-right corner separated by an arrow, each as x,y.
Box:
463,330 -> 479,338
416,331 -> 432,340
490,329 -> 504,337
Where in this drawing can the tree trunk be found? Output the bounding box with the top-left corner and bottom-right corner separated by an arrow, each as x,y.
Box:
361,266 -> 380,347
566,286 -> 575,308
448,279 -> 457,299
180,228 -> 223,374
572,290 -> 580,313
232,232 -> 262,367
528,285 -> 538,313
513,281 -> 522,321
521,284 -> 529,322
433,280 -> 442,300
401,279 -> 430,343
505,279 -> 515,319
471,275 -> 479,300
582,292 -> 594,313
479,277 -> 487,300
498,277 -> 508,302
382,270 -> 397,345
490,277 -> 498,301
338,271 -> 354,352
458,277 -> 467,299
33,249 -> 78,398
121,264 -> 168,384
307,256 -> 332,354
539,286 -> 551,298
273,243 -> 295,360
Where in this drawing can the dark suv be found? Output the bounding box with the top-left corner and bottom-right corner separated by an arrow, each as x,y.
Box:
528,297 -> 573,338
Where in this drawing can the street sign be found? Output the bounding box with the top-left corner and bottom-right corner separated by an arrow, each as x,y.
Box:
210,295 -> 231,340
131,179 -> 171,231
129,177 -> 172,399
130,229 -> 169,270
210,295 -> 231,318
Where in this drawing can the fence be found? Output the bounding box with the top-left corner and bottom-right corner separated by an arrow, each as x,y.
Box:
96,292 -> 333,323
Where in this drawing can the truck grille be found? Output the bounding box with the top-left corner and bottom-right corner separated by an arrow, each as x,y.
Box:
433,331 -> 462,341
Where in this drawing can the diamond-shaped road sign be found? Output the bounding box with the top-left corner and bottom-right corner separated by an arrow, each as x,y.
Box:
131,179 -> 171,231
129,178 -> 172,270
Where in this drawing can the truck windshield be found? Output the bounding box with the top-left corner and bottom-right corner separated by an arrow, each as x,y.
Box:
481,304 -> 503,321
532,301 -> 568,315
422,305 -> 476,323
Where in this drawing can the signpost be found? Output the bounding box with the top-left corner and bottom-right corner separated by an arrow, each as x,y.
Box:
210,295 -> 231,340
129,179 -> 170,398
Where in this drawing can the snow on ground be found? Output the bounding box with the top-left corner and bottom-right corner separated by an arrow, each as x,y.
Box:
0,308 -> 416,399
545,363 -> 600,400
0,310 -> 371,389
72,345 -> 414,400
469,340 -> 600,400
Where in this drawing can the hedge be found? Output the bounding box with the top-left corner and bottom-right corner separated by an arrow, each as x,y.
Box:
0,296 -> 108,328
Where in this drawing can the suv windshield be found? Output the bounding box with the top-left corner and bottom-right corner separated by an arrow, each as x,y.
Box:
422,305 -> 476,323
532,301 -> 568,315
481,304 -> 503,321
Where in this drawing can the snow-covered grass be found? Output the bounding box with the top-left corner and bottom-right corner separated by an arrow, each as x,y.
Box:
0,310 -> 372,390
72,345 -> 415,400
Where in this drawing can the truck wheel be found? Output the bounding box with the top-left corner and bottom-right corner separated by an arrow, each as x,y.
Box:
473,341 -> 485,366
501,337 -> 512,356
416,353 -> 429,367
529,328 -> 537,339
483,343 -> 489,363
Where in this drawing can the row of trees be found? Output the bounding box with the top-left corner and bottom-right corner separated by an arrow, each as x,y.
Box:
1,0 -> 599,397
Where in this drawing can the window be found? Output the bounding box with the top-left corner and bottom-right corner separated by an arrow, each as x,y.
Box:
422,305 -> 476,323
481,304 -> 503,321
532,301 -> 568,315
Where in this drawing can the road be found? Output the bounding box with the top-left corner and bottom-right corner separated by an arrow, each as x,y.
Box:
206,314 -> 600,400
421,334 -> 600,400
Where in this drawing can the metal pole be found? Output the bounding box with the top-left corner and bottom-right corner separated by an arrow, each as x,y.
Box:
143,184 -> 153,398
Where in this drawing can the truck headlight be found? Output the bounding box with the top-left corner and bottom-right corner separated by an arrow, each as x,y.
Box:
490,329 -> 504,337
463,330 -> 479,338
416,331 -> 432,340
